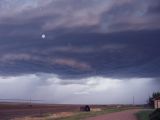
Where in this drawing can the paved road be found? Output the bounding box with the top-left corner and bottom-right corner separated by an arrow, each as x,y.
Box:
85,109 -> 141,120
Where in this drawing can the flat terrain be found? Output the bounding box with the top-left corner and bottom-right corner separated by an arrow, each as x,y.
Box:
0,103 -> 144,120
85,109 -> 141,120
0,103 -> 79,120
0,103 -> 111,120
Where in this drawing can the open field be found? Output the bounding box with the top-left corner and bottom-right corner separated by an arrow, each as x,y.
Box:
0,102 -> 145,120
0,103 -> 79,120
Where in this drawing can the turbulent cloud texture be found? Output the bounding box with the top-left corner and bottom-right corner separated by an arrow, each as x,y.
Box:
0,0 -> 160,104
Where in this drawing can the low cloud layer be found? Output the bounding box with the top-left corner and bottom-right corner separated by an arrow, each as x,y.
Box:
0,73 -> 159,104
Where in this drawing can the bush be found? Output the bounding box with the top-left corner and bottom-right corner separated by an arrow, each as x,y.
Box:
136,110 -> 153,120
149,109 -> 160,120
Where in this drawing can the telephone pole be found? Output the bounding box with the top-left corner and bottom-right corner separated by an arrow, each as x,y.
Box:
133,96 -> 135,105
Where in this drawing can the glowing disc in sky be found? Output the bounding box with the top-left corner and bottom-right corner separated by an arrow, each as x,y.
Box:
42,34 -> 46,39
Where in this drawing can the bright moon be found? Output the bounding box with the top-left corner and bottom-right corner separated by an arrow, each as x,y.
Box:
42,34 -> 46,39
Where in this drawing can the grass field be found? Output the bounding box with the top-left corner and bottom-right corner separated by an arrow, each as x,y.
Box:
136,110 -> 153,120
13,108 -> 130,120
55,108 -> 130,120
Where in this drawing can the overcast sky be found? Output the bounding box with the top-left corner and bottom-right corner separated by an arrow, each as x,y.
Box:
0,0 -> 160,104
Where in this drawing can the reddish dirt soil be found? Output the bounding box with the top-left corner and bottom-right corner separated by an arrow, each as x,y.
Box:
85,109 -> 141,120
0,103 -> 109,120
0,103 -> 80,120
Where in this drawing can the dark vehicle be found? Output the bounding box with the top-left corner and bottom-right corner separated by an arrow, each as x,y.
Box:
80,105 -> 90,112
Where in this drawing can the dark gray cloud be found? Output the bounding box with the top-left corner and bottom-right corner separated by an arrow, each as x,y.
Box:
147,0 -> 160,14
0,29 -> 160,78
0,0 -> 160,79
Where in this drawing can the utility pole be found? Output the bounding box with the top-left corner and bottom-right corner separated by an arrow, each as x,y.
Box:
30,96 -> 31,105
29,96 -> 32,107
133,96 -> 135,105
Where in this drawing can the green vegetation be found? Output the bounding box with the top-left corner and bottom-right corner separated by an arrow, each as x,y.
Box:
54,108 -> 130,120
136,110 -> 153,120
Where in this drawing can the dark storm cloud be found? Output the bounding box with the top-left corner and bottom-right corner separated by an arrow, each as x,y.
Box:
147,0 -> 160,14
0,0 -> 160,79
0,29 -> 160,79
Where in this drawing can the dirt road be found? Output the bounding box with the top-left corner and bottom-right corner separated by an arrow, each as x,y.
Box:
85,109 -> 141,120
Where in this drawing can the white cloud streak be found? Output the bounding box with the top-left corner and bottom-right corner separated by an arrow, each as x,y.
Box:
0,73 -> 159,104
